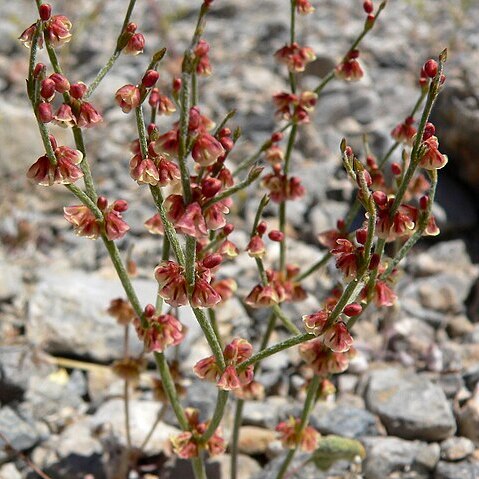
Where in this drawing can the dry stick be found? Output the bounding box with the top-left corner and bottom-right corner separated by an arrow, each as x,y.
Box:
0,431 -> 54,479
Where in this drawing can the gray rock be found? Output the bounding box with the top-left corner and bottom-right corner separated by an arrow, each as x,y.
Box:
243,397 -> 286,429
434,460 -> 479,479
27,267 -> 201,361
0,346 -> 55,403
456,396 -> 479,445
440,437 -> 475,462
365,368 -> 456,441
252,451 -> 352,479
0,463 -> 22,479
362,436 -> 440,479
91,399 -> 179,455
0,406 -> 40,463
0,256 -> 22,301
311,404 -> 382,439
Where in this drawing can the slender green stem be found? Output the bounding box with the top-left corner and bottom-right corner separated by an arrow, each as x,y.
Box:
72,127 -> 96,201
154,352 -> 189,429
208,308 -> 222,348
185,236 -> 197,289
178,69 -> 193,203
237,333 -> 314,373
296,253 -> 331,282
192,307 -> 225,369
214,110 -> 236,137
135,106 -> 149,158
85,51 -> 120,99
201,390 -> 229,442
191,457 -> 207,479
272,304 -> 300,335
124,379 -> 132,449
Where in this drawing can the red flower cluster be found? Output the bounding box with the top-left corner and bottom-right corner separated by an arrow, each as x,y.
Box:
274,42 -> 316,72
194,338 -> 254,391
300,339 -> 356,376
276,417 -> 319,452
134,304 -> 184,353
262,165 -> 305,203
273,91 -> 317,123
170,408 -> 225,458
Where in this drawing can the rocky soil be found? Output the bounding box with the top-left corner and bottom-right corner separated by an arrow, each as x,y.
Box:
1,0 -> 479,478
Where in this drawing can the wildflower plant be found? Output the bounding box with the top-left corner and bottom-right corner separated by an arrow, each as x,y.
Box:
20,0 -> 448,477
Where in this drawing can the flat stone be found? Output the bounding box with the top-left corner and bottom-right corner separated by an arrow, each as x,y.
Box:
27,267 -> 201,361
457,396 -> 479,445
365,368 -> 456,441
311,404 -> 382,439
0,256 -> 22,301
91,399 -> 179,455
362,436 -> 440,479
0,406 -> 40,463
440,437 -> 475,461
238,426 -> 277,455
434,460 -> 479,479
242,397 -> 286,429
0,463 -> 21,479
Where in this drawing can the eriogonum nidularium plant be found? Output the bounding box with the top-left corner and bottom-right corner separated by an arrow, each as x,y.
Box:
20,0 -> 448,477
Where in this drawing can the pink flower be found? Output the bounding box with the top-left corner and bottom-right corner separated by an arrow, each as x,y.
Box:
192,133 -> 225,167
44,15 -> 72,48
152,128 -> 179,157
53,103 -> 76,128
129,154 -> 160,186
274,43 -> 316,72
76,102 -> 103,128
19,23 -> 43,49
246,235 -> 266,258
104,204 -> 130,241
171,431 -> 198,459
144,214 -> 164,235
296,0 -> 315,14
154,261 -> 188,307
124,33 -> 145,55
245,284 -> 282,308
211,278 -> 237,302
203,201 -> 230,231
331,239 -> 361,279
157,158 -> 181,186
115,84 -> 141,113
191,277 -> 222,308
194,356 -> 219,382
216,365 -> 241,390
175,202 -> 208,238
419,136 -> 448,170
194,40 -> 213,76
276,417 -> 320,452
64,205 -> 100,239
134,309 -> 184,352
322,321 -> 354,353
391,117 -> 416,144
300,339 -> 356,376
335,51 -> 364,81
303,310 -> 329,335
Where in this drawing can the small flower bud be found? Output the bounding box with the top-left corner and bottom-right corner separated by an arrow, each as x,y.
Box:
97,196 -> 108,210
49,73 -> 70,93
142,69 -> 159,88
125,33 -> 145,55
219,128 -> 231,137
39,4 -> 52,21
363,0 -> 374,14
38,102 -> 53,123
268,230 -> 284,242
144,304 -> 156,317
369,253 -> 381,270
202,253 -> 223,269
271,132 -> 284,143
355,228 -> 367,245
256,221 -> 267,236
113,199 -> 128,212
422,122 -> 435,141
33,63 -> 46,78
172,77 -> 182,93
391,162 -> 402,175
126,22 -> 137,34
423,59 -> 438,78
127,259 -> 137,276
337,219 -> 346,231
419,195 -> 429,210
40,78 -> 56,100
201,177 -> 222,198
365,13 -> 376,29
220,136 -> 234,151
223,224 -> 234,236
70,82 -> 87,99
372,190 -> 387,206
344,303 -> 363,317
48,134 -> 57,150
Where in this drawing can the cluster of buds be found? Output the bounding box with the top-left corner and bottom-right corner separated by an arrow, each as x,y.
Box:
194,338 -> 254,391
272,90 -> 318,124
118,22 -> 145,56
20,4 -> 72,49
335,50 -> 364,82
276,417 -> 320,452
391,116 -> 417,145
134,304 -> 184,353
37,74 -> 102,128
296,0 -> 315,15
63,196 -> 129,241
154,254 -> 233,308
262,165 -> 305,203
170,408 -> 225,458
107,298 -> 136,325
194,40 -> 213,76
112,356 -> 146,383
264,132 -> 285,165
274,42 -> 316,72
149,87 -> 176,116
27,135 -> 83,186
300,339 -> 357,376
